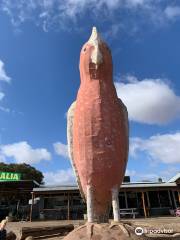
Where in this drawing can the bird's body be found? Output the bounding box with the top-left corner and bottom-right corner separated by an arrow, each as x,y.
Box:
67,27 -> 128,222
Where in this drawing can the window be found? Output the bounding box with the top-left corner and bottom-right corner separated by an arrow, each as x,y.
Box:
119,192 -> 126,208
159,191 -> 171,207
126,192 -> 138,208
148,191 -> 160,208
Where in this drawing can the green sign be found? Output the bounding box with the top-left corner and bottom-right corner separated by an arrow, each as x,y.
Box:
0,171 -> 21,181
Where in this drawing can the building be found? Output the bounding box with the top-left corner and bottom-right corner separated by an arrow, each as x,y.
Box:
31,173 -> 180,220
0,180 -> 39,221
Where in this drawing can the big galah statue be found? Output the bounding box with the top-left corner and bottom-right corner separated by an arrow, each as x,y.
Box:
67,27 -> 129,223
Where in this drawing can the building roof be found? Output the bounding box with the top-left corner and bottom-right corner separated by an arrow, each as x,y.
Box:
168,172 -> 180,183
33,181 -> 178,193
33,185 -> 79,192
121,182 -> 177,188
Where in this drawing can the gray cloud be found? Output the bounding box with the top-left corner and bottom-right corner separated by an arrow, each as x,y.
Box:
0,141 -> 51,164
130,132 -> 180,164
53,141 -> 69,159
1,0 -> 180,33
126,167 -> 179,182
0,60 -> 11,112
0,60 -> 11,83
44,168 -> 76,185
115,75 -> 180,125
164,6 -> 180,20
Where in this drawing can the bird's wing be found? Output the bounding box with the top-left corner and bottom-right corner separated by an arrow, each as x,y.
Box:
67,101 -> 85,200
118,98 -> 129,172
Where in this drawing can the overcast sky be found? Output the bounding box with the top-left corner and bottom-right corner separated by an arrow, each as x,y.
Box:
0,0 -> 180,185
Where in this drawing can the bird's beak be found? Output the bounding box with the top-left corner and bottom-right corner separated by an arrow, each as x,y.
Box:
88,27 -> 103,67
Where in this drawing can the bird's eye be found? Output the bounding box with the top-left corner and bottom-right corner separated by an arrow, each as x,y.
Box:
83,48 -> 86,52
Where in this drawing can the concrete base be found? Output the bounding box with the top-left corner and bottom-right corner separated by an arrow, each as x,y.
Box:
63,223 -> 131,240
63,221 -> 180,240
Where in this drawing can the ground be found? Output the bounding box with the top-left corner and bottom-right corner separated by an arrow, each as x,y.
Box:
5,217 -> 180,239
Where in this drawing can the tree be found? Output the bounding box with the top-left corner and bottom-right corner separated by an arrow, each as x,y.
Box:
0,163 -> 44,184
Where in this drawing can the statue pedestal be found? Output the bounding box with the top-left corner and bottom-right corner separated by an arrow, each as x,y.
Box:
63,221 -> 180,240
63,222 -> 131,240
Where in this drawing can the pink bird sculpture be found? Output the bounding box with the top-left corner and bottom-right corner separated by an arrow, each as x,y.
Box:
67,27 -> 129,223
